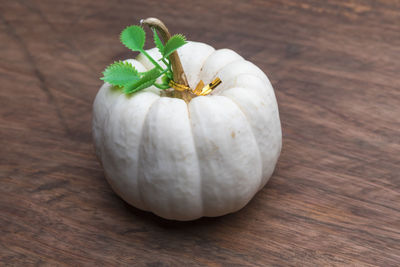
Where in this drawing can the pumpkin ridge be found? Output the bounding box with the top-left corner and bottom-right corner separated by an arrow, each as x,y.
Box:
213,60 -> 270,95
211,58 -> 247,94
187,100 -> 204,216
193,45 -> 218,90
199,49 -> 244,94
219,95 -> 264,198
136,96 -> 161,211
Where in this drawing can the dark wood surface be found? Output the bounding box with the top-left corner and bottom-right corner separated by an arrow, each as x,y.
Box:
1,0 -> 400,266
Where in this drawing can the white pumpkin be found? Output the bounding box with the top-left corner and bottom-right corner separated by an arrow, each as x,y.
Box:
93,41 -> 282,221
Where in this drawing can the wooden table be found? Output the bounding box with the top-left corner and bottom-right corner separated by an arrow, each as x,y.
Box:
1,0 -> 399,266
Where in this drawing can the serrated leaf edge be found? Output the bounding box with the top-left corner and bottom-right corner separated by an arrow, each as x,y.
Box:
100,60 -> 140,86
120,25 -> 146,52
163,34 -> 187,58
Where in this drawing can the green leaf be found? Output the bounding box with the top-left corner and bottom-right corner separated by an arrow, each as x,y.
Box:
124,79 -> 156,94
100,61 -> 140,86
140,68 -> 162,81
120,25 -> 146,52
153,29 -> 164,55
124,68 -> 161,94
163,34 -> 187,58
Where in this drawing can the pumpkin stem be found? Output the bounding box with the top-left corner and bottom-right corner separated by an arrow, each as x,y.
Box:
141,17 -> 193,102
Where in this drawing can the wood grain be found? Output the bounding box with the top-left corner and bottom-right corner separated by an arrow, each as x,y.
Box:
1,0 -> 400,266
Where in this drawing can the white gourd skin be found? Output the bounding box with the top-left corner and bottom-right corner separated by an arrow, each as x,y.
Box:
92,41 -> 282,221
